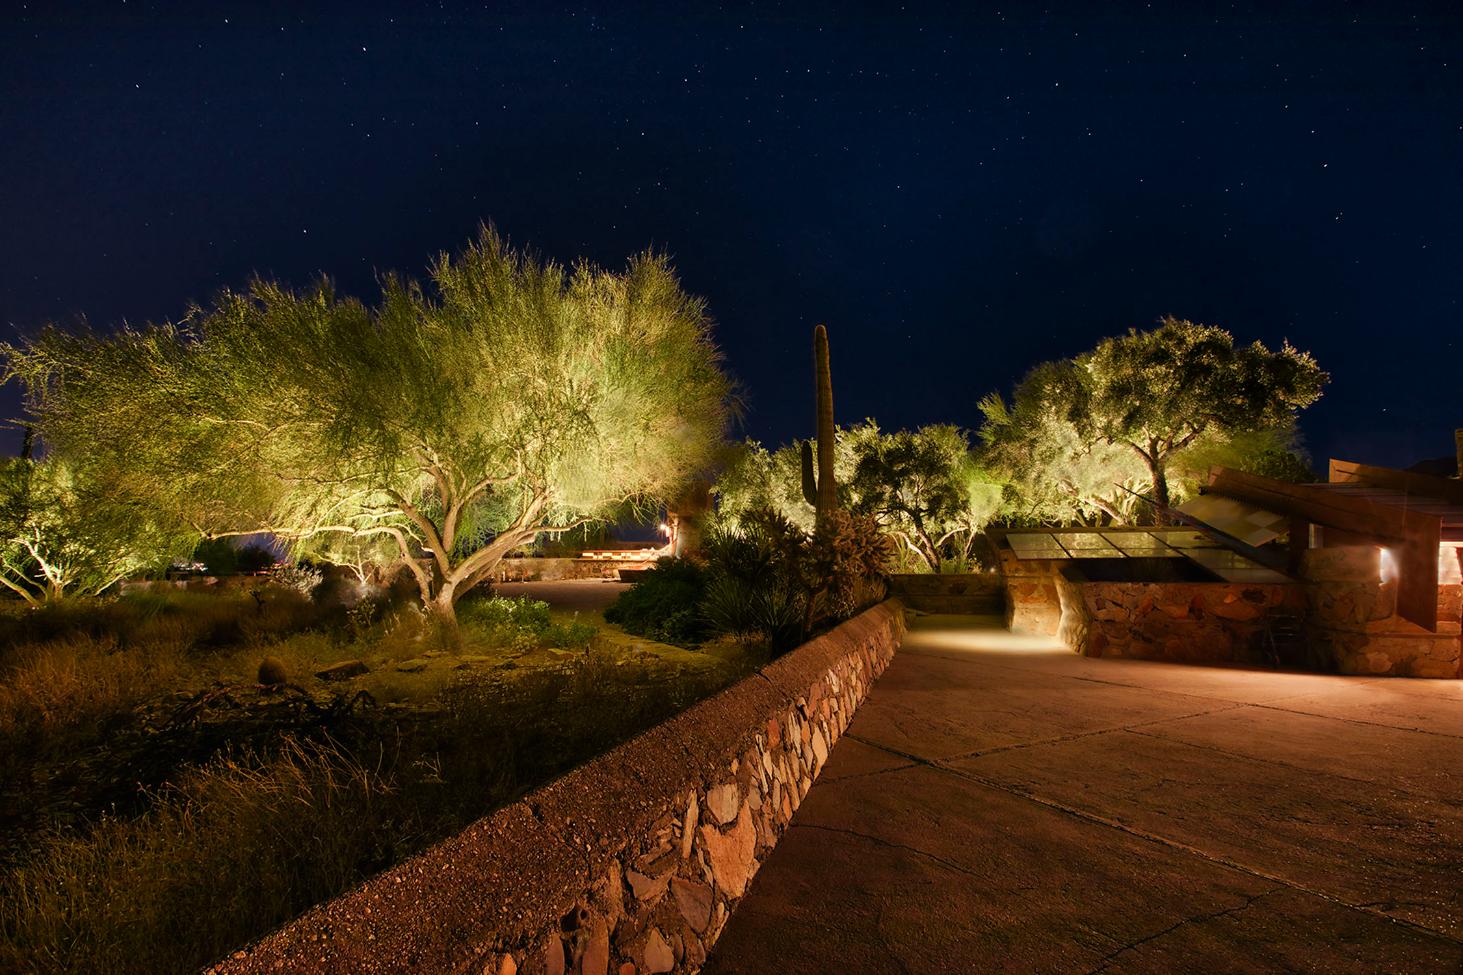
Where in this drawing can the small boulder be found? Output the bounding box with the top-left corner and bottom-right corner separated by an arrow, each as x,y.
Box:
394,658 -> 429,673
315,659 -> 369,682
258,656 -> 288,686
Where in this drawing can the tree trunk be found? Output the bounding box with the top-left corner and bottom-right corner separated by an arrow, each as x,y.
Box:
429,586 -> 458,624
1147,456 -> 1172,525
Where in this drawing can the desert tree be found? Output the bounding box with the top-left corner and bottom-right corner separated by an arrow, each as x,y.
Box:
982,319 -> 1326,523
1076,317 -> 1327,514
0,457 -> 182,603
4,227 -> 734,619
845,423 -> 1004,572
978,362 -> 1150,525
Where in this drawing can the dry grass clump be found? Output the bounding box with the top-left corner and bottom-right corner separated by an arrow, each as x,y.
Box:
0,635 -> 184,746
0,588 -> 319,658
0,737 -> 397,975
0,647 -> 742,975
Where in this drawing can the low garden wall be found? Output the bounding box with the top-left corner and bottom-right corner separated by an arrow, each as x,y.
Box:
887,572 -> 1004,614
208,599 -> 906,975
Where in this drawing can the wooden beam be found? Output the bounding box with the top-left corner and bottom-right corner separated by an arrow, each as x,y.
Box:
1329,458 -> 1463,506
1208,466 -> 1440,630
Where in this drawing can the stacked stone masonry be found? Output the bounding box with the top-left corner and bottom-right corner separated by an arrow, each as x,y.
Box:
208,600 -> 906,975
887,572 -> 1004,615
1054,569 -> 1305,666
1302,546 -> 1461,679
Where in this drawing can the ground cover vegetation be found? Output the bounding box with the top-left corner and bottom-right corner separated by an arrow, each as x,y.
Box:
0,582 -> 748,975
0,229 -> 742,971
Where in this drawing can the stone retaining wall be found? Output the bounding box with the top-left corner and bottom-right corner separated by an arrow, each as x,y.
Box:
209,600 -> 906,975
887,572 -> 1004,614
1055,569 -> 1304,665
487,557 -> 637,583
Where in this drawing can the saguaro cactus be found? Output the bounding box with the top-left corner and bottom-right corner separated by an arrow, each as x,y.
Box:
799,324 -> 838,527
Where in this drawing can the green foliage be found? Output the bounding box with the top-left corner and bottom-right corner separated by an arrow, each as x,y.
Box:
0,458 -> 183,603
457,594 -> 595,651
846,422 -> 1003,571
603,559 -> 709,646
980,319 -> 1327,523
979,363 -> 1151,525
5,226 -> 733,617
1171,426 -> 1317,491
700,517 -> 804,651
1076,317 -> 1327,508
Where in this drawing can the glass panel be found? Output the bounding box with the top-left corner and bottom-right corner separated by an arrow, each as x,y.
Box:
1109,532 -> 1180,556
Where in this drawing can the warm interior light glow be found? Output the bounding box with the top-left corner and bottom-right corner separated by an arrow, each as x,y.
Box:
658,522 -> 671,535
1379,546 -> 1398,584
911,625 -> 1067,654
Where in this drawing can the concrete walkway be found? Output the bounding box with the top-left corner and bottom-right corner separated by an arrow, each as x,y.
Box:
705,615 -> 1463,974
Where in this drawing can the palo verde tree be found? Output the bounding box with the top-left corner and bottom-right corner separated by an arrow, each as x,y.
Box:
0,457 -> 182,603
4,227 -> 734,619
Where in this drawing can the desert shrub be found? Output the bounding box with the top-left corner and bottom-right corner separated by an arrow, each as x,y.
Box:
700,518 -> 803,651
458,594 -> 552,634
541,618 -> 596,650
604,559 -> 708,646
797,508 -> 892,623
268,563 -> 324,598
457,595 -> 596,652
344,598 -> 383,643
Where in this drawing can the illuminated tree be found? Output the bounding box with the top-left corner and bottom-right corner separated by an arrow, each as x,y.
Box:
712,436 -> 855,533
1077,317 -> 1326,514
5,228 -> 733,619
0,458 -> 180,603
983,319 -> 1327,523
979,363 -> 1150,525
845,423 -> 1003,571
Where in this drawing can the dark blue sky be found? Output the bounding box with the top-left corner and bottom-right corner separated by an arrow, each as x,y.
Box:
2,2 -> 1460,469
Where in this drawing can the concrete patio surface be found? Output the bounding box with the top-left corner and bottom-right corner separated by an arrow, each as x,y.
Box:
704,614 -> 1463,974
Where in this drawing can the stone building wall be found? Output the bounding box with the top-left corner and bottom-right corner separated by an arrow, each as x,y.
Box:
998,550 -> 1064,636
486,557 -> 637,582
1302,547 -> 1461,679
209,600 -> 906,975
1055,569 -> 1304,665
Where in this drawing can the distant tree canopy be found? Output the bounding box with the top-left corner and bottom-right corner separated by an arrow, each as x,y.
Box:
981,318 -> 1327,524
5,227 -> 734,617
0,457 -> 182,603
845,423 -> 1003,572
712,422 -> 1004,571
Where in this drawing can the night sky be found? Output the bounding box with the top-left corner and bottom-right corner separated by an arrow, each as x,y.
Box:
3,2 -> 1460,471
